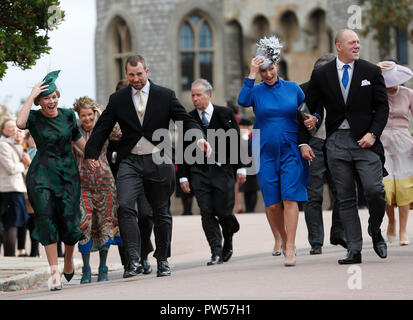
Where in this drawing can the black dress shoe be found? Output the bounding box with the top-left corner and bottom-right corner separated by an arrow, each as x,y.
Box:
368,228 -> 387,259
207,255 -> 223,266
141,258 -> 152,275
222,249 -> 233,262
338,250 -> 362,264
309,245 -> 322,255
157,260 -> 171,277
123,260 -> 143,278
330,237 -> 348,249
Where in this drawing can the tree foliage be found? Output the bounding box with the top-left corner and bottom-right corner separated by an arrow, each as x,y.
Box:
359,0 -> 413,58
0,0 -> 64,80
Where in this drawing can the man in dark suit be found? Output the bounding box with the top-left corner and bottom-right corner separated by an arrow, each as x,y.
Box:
85,55 -> 211,277
299,29 -> 389,264
179,79 -> 246,265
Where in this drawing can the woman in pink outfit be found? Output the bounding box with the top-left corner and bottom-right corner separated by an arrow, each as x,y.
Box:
377,61 -> 413,246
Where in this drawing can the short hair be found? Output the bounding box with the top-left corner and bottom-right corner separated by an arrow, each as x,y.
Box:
125,55 -> 147,70
0,118 -> 15,133
191,79 -> 213,96
34,89 -> 60,106
73,96 -> 100,114
335,29 -> 358,44
116,79 -> 128,91
314,53 -> 336,70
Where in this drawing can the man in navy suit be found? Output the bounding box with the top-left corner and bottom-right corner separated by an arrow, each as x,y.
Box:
299,29 -> 389,264
85,55 -> 211,277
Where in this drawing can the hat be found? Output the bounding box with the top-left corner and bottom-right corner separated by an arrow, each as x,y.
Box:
39,70 -> 60,96
255,36 -> 283,70
381,62 -> 413,88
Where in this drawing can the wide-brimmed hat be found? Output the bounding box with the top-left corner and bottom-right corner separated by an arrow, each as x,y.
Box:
381,62 -> 413,88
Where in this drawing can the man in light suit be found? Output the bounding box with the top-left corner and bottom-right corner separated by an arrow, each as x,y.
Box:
299,29 -> 389,264
179,79 -> 246,265
85,55 -> 211,277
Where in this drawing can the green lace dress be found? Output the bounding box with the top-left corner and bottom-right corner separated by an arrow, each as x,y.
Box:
25,108 -> 85,246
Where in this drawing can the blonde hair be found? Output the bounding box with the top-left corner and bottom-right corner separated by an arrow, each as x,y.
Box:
34,90 -> 60,106
73,96 -> 100,114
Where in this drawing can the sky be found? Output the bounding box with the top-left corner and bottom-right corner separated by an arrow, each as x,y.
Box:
0,0 -> 96,114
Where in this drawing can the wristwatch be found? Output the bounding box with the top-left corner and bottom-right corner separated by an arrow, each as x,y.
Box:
370,132 -> 376,139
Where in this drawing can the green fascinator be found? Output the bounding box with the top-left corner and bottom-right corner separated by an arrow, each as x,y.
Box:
39,70 -> 61,97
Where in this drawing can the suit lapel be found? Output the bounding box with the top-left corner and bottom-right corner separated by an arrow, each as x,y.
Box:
142,80 -> 157,126
346,60 -> 361,107
326,60 -> 346,107
208,105 -> 218,128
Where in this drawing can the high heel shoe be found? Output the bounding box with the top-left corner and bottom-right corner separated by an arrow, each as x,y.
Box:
98,266 -> 109,282
50,265 -> 62,291
387,233 -> 397,243
63,256 -> 74,282
284,260 -> 296,267
400,234 -> 410,246
80,266 -> 92,284
272,250 -> 281,256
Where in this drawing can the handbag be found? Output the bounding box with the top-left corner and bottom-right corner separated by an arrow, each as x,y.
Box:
297,102 -> 316,135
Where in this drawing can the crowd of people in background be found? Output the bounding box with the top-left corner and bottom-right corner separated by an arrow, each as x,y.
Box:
0,28 -> 412,291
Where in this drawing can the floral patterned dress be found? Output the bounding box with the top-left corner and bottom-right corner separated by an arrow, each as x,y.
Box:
73,124 -> 122,253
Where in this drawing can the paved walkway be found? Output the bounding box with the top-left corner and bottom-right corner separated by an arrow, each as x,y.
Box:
1,210 -> 412,299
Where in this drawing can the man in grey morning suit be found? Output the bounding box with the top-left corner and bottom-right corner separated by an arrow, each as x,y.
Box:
299,29 -> 389,264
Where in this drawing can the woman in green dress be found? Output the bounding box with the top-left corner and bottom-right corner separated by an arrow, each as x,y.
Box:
17,71 -> 86,291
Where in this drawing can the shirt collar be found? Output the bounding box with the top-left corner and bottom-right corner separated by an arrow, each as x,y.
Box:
336,58 -> 355,70
198,102 -> 214,116
131,80 -> 151,96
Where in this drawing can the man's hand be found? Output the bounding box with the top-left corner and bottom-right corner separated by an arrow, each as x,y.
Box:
237,173 -> 246,186
197,138 -> 212,158
86,159 -> 99,172
303,113 -> 318,131
300,145 -> 315,164
358,133 -> 376,149
180,181 -> 191,194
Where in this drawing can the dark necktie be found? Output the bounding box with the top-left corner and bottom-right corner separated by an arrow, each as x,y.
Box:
201,110 -> 209,126
342,64 -> 350,89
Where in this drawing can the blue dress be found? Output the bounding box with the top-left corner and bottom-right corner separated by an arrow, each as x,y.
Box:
238,77 -> 309,206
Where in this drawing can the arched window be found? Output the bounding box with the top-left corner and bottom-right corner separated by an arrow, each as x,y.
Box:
280,11 -> 299,53
179,14 -> 214,91
111,16 -> 132,86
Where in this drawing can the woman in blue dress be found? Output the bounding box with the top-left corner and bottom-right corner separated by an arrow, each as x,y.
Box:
238,36 -> 310,266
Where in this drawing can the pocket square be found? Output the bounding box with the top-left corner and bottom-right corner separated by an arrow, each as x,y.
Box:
361,79 -> 371,86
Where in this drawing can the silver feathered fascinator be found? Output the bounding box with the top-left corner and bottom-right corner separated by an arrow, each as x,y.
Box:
255,36 -> 283,70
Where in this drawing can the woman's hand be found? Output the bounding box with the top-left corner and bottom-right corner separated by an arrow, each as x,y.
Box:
377,61 -> 393,70
303,113 -> 318,131
30,81 -> 49,99
300,145 -> 315,164
249,57 -> 264,79
92,106 -> 102,117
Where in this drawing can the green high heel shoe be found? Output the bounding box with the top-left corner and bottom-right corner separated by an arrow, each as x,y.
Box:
80,266 -> 92,284
98,266 -> 109,282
